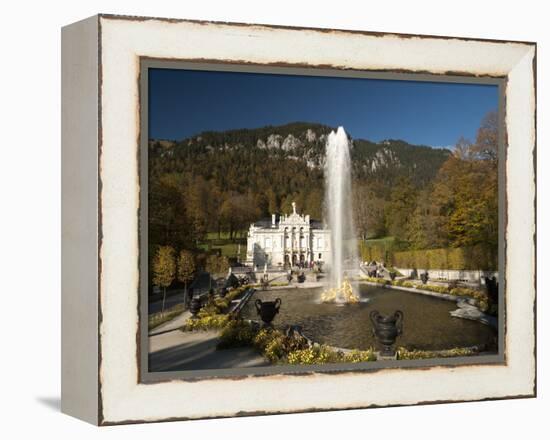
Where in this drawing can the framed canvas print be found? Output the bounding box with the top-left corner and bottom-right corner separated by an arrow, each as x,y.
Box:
61,14 -> 536,425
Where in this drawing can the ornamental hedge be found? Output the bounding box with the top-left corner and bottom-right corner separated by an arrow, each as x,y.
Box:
392,245 -> 497,271
360,241 -> 497,271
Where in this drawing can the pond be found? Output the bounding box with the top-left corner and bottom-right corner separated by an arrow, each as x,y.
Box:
240,285 -> 497,352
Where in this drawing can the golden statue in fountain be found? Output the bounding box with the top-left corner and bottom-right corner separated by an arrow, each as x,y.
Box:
321,276 -> 359,304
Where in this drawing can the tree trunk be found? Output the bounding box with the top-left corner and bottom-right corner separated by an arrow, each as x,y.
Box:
161,287 -> 167,316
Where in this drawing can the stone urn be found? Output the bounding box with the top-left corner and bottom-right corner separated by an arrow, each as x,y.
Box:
255,298 -> 282,326
189,297 -> 202,318
484,276 -> 498,306
420,272 -> 429,284
370,310 -> 404,357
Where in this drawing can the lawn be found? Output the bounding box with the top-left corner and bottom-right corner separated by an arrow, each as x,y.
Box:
362,236 -> 397,246
206,231 -> 247,241
199,231 -> 247,260
148,304 -> 185,331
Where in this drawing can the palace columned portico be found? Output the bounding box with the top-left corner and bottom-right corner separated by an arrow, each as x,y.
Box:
246,202 -> 331,269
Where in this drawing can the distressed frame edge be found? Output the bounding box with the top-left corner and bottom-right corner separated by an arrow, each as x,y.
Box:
61,14 -> 101,425
503,44 -> 537,401
97,12 -> 537,47
532,44 -> 538,399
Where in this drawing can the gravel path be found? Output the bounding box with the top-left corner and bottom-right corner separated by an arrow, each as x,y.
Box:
148,329 -> 269,372
149,310 -> 192,336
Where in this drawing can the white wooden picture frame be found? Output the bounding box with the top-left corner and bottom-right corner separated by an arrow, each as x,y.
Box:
61,14 -> 536,425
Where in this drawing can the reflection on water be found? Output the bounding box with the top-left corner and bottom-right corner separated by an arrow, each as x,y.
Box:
240,285 -> 497,351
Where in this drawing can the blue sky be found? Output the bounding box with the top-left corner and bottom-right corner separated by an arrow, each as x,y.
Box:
149,68 -> 498,148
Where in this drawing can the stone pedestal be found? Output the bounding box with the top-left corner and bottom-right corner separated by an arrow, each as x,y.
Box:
307,272 -> 318,282
375,352 -> 398,361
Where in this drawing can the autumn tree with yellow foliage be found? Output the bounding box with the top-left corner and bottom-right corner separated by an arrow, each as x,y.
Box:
153,246 -> 176,314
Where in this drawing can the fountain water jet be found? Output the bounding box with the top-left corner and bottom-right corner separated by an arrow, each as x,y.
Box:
321,127 -> 360,303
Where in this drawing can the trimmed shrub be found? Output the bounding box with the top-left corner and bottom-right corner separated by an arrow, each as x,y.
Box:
148,304 -> 185,331
217,320 -> 255,348
252,328 -> 281,352
450,287 -> 477,297
287,346 -> 376,365
251,328 -> 287,362
397,346 -> 478,360
392,245 -> 497,271
287,345 -> 339,365
393,280 -> 415,288
342,349 -> 376,363
415,284 -> 449,294
363,276 -> 391,286
184,313 -> 229,331
477,298 -> 489,312
263,335 -> 287,362
182,285 -> 253,331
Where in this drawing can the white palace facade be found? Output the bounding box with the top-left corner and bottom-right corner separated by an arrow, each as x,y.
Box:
246,202 -> 331,269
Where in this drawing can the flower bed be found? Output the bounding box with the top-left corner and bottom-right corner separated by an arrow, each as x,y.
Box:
218,320 -> 376,365
182,283 -> 487,365
287,346 -> 376,365
182,285 -> 251,331
397,346 -> 479,360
